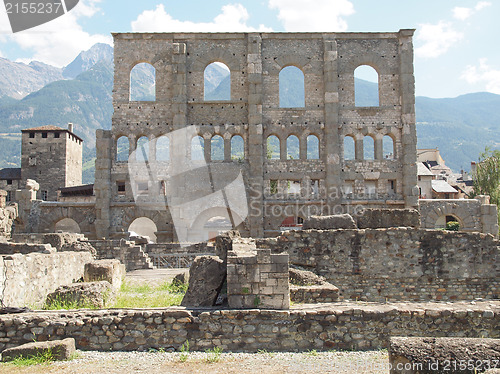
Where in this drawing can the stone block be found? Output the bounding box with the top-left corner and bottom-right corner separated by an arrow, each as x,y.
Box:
2,338 -> 76,362
181,256 -> 226,307
45,281 -> 114,309
84,260 -> 125,290
303,214 -> 357,230
389,337 -> 500,374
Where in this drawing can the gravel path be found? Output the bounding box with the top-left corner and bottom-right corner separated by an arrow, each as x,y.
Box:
1,350 -> 390,374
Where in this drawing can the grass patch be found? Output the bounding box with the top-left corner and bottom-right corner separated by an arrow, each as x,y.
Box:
205,346 -> 223,363
7,350 -> 55,366
179,340 -> 190,362
111,279 -> 187,308
43,295 -> 99,311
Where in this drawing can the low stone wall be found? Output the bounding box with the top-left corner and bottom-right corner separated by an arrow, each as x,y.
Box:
357,208 -> 420,229
145,242 -> 214,255
12,233 -> 87,250
0,251 -> 94,307
290,285 -> 339,304
0,242 -> 54,255
0,301 -> 497,353
258,228 -> 499,302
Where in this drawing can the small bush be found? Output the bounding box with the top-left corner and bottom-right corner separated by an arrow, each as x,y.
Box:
205,346 -> 223,363
179,340 -> 189,362
445,221 -> 460,231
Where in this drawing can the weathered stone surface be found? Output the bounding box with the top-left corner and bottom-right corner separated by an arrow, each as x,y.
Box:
389,337 -> 500,374
45,281 -> 114,309
84,259 -> 124,289
215,230 -> 241,262
357,208 -> 420,229
0,251 -> 93,308
302,214 -> 357,230
61,240 -> 97,257
0,200 -> 17,240
2,338 -> 76,362
181,256 -> 226,307
289,267 -> 326,286
260,228 -> 499,302
173,270 -> 189,285
0,242 -> 55,255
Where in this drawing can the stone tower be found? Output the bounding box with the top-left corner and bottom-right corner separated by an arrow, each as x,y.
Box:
21,124 -> 83,201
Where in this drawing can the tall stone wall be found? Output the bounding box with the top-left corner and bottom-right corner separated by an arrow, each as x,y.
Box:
0,251 -> 93,308
0,302 -> 497,352
258,228 -> 499,302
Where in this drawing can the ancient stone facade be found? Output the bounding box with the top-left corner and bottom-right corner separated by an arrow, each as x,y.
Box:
92,30 -> 418,241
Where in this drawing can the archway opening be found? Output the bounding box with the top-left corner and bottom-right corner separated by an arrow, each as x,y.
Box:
128,217 -> 157,243
204,62 -> 230,100
279,66 -> 305,108
231,135 -> 244,161
54,218 -> 81,234
130,63 -> 156,101
307,135 -> 319,159
156,136 -> 170,161
286,135 -> 299,160
354,65 -> 379,107
211,135 -> 224,161
191,136 -> 205,161
363,136 -> 375,160
344,136 -> 355,160
204,216 -> 233,241
116,136 -> 129,162
267,135 -> 280,160
136,136 -> 149,162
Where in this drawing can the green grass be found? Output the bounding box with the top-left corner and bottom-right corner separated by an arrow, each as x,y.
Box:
43,295 -> 100,310
111,280 -> 187,309
205,346 -> 223,363
6,350 -> 55,366
179,340 -> 190,362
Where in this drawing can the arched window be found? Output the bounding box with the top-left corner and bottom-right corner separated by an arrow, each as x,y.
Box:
156,136 -> 169,161
116,136 -> 129,162
211,135 -> 224,161
231,135 -> 244,161
287,135 -> 299,160
204,62 -> 230,101
54,218 -> 81,234
343,136 -> 355,160
136,136 -> 149,162
267,135 -> 280,160
307,135 -> 319,159
130,63 -> 156,101
191,136 -> 205,161
363,136 -> 375,160
279,66 -> 305,108
383,135 -> 395,159
354,65 -> 379,107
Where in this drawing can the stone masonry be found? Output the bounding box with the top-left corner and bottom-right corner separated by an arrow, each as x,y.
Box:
227,248 -> 289,309
91,30 -> 418,241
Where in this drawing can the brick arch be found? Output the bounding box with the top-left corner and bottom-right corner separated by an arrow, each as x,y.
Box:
192,50 -> 241,73
421,202 -> 478,232
119,206 -> 171,235
38,206 -> 96,237
271,55 -> 311,74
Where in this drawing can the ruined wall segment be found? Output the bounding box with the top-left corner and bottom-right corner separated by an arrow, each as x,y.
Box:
102,30 -> 418,240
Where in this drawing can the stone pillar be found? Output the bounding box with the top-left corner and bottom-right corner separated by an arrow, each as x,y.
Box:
14,179 -> 38,233
246,34 -> 265,238
94,130 -> 113,239
323,39 -> 343,212
398,29 -> 418,209
0,190 -> 6,209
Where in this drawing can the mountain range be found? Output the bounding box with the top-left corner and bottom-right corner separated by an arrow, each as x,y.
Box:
0,43 -> 498,183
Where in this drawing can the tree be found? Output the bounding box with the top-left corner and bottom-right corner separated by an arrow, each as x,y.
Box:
471,148 -> 500,206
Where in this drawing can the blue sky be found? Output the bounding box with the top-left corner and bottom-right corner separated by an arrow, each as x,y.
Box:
0,0 -> 499,98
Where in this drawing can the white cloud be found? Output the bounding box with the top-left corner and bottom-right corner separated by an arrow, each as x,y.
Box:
461,58 -> 500,94
415,21 -> 463,58
453,1 -> 491,20
131,4 -> 271,32
268,0 -> 354,31
4,0 -> 111,67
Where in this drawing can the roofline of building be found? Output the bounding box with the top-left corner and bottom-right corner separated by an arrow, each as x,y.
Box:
21,127 -> 83,143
